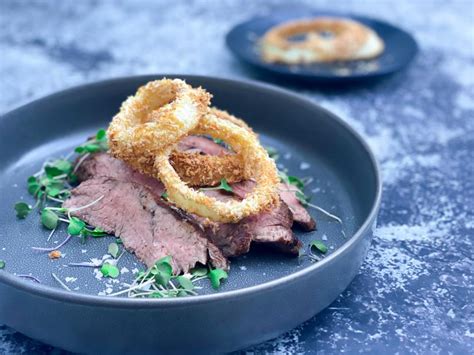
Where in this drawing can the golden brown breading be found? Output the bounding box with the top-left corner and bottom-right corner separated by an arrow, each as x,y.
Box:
156,111 -> 280,223
110,107 -> 253,187
260,17 -> 384,64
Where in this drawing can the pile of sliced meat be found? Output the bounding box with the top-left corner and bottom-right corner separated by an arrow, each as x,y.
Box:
63,137 -> 316,273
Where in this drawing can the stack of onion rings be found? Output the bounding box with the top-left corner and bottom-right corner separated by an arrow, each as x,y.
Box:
107,79 -> 279,223
260,17 -> 384,64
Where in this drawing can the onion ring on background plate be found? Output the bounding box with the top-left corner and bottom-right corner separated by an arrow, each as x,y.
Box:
260,17 -> 384,64
108,79 -> 211,168
155,112 -> 280,223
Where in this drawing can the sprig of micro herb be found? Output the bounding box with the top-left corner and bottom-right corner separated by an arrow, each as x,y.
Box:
108,242 -> 120,259
74,129 -> 108,155
100,262 -> 120,279
310,240 -> 328,254
0,260 -> 5,269
299,240 -> 329,263
213,138 -> 224,145
14,129 -> 107,223
200,178 -> 233,193
107,256 -> 227,298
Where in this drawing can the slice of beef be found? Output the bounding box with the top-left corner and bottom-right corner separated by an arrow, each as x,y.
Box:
75,152 -> 165,195
232,181 -> 316,231
187,187 -> 301,256
73,152 -> 303,257
63,177 -> 228,273
278,184 -> 316,231
177,136 -> 230,156
245,202 -> 301,254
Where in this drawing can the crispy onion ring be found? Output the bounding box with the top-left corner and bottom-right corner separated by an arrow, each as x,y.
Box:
155,112 -> 280,223
260,17 -> 384,64
110,107 -> 252,186
108,79 -> 211,168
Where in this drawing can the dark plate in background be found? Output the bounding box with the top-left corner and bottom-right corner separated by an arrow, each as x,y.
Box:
0,75 -> 381,353
226,11 -> 418,83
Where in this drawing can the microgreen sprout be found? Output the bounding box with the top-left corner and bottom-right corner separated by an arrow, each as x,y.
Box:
200,178 -> 233,193
108,242 -> 120,259
74,129 -> 108,155
0,260 -> 5,269
208,268 -> 228,290
310,240 -> 328,254
100,263 -> 120,278
107,256 -> 227,298
51,273 -> 71,291
14,202 -> 31,219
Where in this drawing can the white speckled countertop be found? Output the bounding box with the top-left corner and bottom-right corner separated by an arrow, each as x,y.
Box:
1,0 -> 473,353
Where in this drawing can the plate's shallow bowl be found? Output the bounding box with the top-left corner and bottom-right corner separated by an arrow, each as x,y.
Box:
226,11 -> 418,83
0,75 -> 381,354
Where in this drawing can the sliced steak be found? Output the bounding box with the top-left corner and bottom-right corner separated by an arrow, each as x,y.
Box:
63,177 -> 228,273
278,183 -> 316,231
75,152 -> 165,195
190,187 -> 301,256
73,152 -> 303,257
177,136 -> 229,156
232,181 -> 316,231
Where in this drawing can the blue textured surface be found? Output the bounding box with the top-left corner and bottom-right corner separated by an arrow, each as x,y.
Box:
0,0 -> 473,354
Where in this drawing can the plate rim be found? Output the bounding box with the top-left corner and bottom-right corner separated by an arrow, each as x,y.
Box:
225,11 -> 419,80
0,74 -> 382,307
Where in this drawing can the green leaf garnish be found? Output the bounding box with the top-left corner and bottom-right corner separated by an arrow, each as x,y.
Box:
310,240 -> 328,254
161,191 -> 168,199
177,276 -> 194,291
74,146 -> 85,154
213,138 -> 224,145
14,202 -> 31,219
52,159 -> 72,173
0,260 -> 5,269
108,242 -> 120,258
153,256 -> 173,286
89,227 -> 107,238
74,129 -> 108,155
208,268 -> 228,290
100,263 -> 120,278
44,166 -> 63,179
41,209 -> 58,230
278,171 -> 305,190
96,129 -> 107,141
219,179 -> 233,193
190,267 -> 208,277
200,179 -> 233,193
67,217 -> 86,235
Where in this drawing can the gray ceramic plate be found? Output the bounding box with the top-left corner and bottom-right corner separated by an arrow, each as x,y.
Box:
0,75 -> 381,354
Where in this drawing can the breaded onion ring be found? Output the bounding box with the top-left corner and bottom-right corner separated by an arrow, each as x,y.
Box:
110,107 -> 251,187
107,79 -> 211,169
260,17 -> 384,64
155,112 -> 280,223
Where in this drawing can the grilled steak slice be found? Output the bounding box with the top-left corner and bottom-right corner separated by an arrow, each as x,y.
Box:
186,186 -> 301,256
177,136 -> 230,156
63,177 -> 228,273
73,152 -> 304,257
232,181 -> 316,231
277,184 -> 316,231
